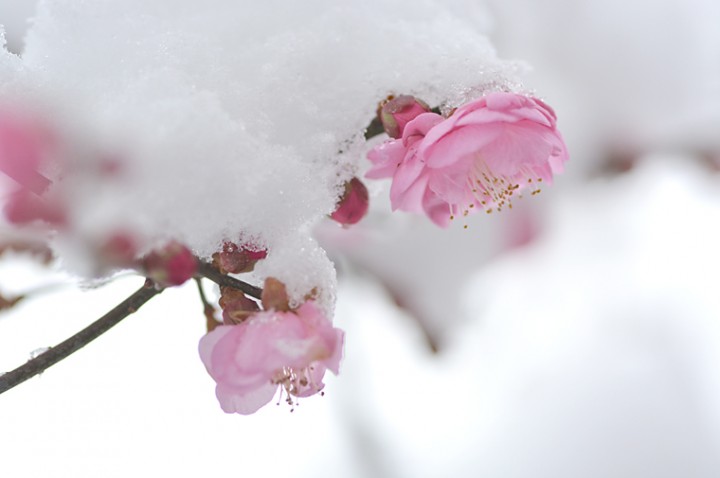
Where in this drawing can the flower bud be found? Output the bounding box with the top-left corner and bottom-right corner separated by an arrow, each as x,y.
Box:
261,277 -> 290,312
379,95 -> 431,139
142,241 -> 196,287
212,241 -> 267,274
98,231 -> 138,269
219,286 -> 259,325
330,177 -> 369,226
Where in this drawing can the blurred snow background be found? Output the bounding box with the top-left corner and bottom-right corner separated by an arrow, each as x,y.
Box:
2,1 -> 720,477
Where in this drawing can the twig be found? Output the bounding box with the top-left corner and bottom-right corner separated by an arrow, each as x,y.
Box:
195,278 -> 221,332
195,261 -> 262,300
0,292 -> 25,313
195,278 -> 211,310
0,279 -> 162,395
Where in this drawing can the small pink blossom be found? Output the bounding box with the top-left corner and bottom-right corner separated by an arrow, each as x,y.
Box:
330,177 -> 369,226
198,301 -> 344,414
367,92 -> 569,226
142,241 -> 197,287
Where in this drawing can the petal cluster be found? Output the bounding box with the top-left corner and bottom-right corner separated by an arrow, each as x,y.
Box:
198,301 -> 344,414
367,92 -> 569,226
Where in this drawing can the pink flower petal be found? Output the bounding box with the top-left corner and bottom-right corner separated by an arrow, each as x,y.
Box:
402,112 -> 444,146
216,382 -> 278,415
390,172 -> 429,213
389,144 -> 425,197
422,189 -> 452,227
421,124 -> 502,169
366,139 -> 406,179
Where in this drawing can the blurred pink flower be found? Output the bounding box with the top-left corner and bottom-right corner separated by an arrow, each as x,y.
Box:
199,301 -> 344,414
0,112 -> 54,194
367,92 -> 569,226
3,188 -> 65,225
0,111 -> 66,226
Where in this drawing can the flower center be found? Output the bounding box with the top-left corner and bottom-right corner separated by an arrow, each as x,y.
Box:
453,159 -> 543,220
272,365 -> 322,412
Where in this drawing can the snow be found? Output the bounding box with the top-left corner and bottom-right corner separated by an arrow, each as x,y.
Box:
1,0 -> 520,303
3,2 -> 720,477
335,157 -> 720,478
485,0 -> 720,175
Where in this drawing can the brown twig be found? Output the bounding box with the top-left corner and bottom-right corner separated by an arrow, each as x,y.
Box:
0,279 -> 162,395
0,293 -> 25,313
195,278 -> 221,332
195,261 -> 262,300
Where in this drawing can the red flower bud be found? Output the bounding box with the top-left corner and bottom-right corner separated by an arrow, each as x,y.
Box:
379,95 -> 431,139
142,241 -> 196,287
213,241 -> 267,274
330,177 -> 369,226
97,231 -> 138,269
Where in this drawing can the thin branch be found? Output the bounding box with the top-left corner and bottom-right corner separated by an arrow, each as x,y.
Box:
195,261 -> 262,300
0,279 -> 162,395
195,277 -> 211,310
0,292 -> 25,313
195,277 -> 221,332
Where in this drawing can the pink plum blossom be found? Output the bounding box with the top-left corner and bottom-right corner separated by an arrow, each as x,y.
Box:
367,92 -> 569,226
198,301 -> 344,414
